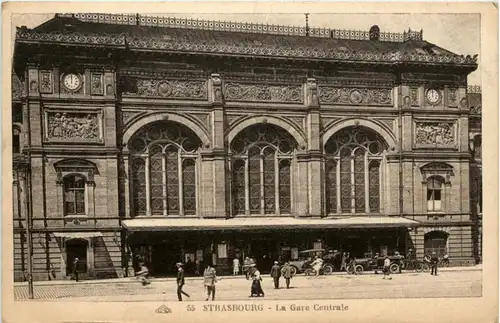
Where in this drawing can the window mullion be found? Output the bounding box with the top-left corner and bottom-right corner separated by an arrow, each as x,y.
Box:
350,155 -> 355,214
336,157 -> 341,214
162,153 -> 167,216
145,156 -> 151,216
365,153 -> 369,213
179,154 -> 184,216
244,157 -> 250,215
275,154 -> 280,216
260,154 -> 264,215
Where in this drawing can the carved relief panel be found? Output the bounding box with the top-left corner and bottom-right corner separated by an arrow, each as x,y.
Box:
224,82 -> 303,103
124,79 -> 208,100
44,109 -> 104,143
414,120 -> 457,148
319,87 -> 392,106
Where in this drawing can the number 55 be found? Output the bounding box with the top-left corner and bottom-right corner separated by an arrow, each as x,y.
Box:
187,305 -> 196,312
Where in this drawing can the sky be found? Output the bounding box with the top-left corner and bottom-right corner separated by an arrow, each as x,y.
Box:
11,13 -> 481,85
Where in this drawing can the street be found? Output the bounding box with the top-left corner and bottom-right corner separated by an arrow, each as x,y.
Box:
14,269 -> 482,301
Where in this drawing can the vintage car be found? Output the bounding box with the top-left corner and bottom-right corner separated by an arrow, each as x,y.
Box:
346,253 -> 405,275
282,249 -> 337,277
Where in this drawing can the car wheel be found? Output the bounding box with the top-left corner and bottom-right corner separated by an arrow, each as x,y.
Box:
354,265 -> 364,275
346,265 -> 354,275
389,263 -> 400,274
415,263 -> 424,273
322,264 -> 334,275
290,266 -> 297,277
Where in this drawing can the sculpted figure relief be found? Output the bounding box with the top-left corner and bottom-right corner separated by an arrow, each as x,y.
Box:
48,112 -> 100,140
415,122 -> 454,145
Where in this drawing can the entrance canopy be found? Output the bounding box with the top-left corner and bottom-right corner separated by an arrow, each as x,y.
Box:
121,216 -> 419,232
52,232 -> 103,238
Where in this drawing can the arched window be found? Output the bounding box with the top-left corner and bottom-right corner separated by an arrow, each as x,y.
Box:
324,127 -> 385,214
129,121 -> 201,216
64,175 -> 86,215
424,231 -> 448,257
230,124 -> 296,215
427,176 -> 443,212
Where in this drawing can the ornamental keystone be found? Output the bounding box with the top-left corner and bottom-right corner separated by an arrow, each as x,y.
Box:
209,73 -> 223,104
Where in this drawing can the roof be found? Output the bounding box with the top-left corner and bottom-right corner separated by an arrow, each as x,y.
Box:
121,216 -> 420,231
15,14 -> 478,68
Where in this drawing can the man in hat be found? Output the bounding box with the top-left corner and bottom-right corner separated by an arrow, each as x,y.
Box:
176,262 -> 190,301
203,263 -> 217,301
270,261 -> 281,289
72,257 -> 80,282
430,252 -> 439,276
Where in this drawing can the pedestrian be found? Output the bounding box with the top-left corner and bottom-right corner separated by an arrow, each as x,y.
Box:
382,255 -> 392,280
72,257 -> 80,282
430,252 -> 439,276
311,256 -> 323,276
176,262 -> 190,301
340,252 -> 347,271
394,251 -> 402,273
233,257 -> 240,276
243,257 -> 254,280
203,263 -> 217,301
249,264 -> 265,297
136,261 -> 151,286
270,261 -> 281,289
195,259 -> 201,276
406,248 -> 414,269
282,261 -> 293,289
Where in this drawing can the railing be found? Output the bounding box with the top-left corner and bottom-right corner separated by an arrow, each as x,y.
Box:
64,13 -> 423,42
468,85 -> 481,93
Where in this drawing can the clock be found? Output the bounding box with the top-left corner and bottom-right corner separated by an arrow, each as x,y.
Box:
62,73 -> 82,91
425,88 -> 441,105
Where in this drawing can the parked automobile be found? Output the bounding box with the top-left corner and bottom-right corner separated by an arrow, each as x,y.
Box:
282,249 -> 335,277
346,253 -> 405,275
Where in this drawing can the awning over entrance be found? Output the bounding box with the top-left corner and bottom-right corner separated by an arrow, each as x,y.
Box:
121,216 -> 420,232
52,232 -> 103,238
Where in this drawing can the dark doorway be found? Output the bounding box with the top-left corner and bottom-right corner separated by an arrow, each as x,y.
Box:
342,236 -> 367,258
150,243 -> 182,277
66,239 -> 87,275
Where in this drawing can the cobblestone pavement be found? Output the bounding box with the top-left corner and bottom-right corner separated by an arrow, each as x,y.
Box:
14,270 -> 481,301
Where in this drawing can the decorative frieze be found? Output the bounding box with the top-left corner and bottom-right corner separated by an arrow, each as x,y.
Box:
224,83 -> 303,103
45,110 -> 103,143
319,87 -> 392,105
12,74 -> 25,100
414,121 -> 455,147
131,79 -> 208,100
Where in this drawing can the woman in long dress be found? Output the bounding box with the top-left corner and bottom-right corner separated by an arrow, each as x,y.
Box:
249,264 -> 265,297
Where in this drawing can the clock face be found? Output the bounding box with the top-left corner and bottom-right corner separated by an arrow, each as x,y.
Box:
63,73 -> 82,91
426,89 -> 441,104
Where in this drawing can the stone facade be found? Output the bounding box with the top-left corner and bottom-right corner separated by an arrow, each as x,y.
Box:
11,14 -> 480,281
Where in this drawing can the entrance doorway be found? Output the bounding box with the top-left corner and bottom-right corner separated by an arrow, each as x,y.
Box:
150,243 -> 181,277
65,239 -> 88,275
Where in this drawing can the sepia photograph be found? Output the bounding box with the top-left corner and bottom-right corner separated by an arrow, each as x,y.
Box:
2,2 -> 498,323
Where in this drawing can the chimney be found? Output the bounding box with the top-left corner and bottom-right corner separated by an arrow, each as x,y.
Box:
369,25 -> 380,41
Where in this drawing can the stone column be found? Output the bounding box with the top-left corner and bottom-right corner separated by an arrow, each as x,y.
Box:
206,74 -> 227,218
305,78 -> 322,217
295,152 -> 309,217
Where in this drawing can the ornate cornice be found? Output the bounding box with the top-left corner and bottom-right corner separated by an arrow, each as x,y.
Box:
16,28 -> 478,68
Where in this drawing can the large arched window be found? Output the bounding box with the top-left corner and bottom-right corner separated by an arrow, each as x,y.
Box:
64,175 -> 86,215
230,124 -> 297,216
324,127 -> 386,214
424,231 -> 448,257
129,121 -> 201,216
